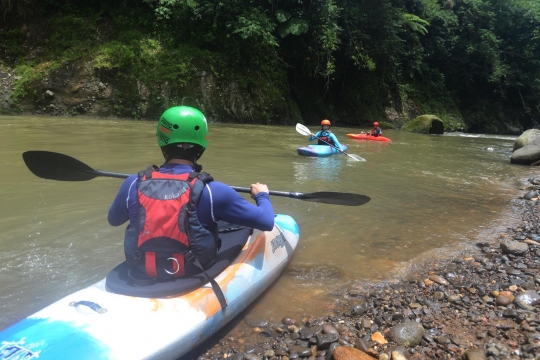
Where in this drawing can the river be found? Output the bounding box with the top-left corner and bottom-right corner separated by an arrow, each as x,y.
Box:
0,115 -> 533,339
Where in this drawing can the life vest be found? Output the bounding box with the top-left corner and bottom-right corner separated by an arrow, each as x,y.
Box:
317,131 -> 336,146
124,167 -> 219,280
372,127 -> 382,136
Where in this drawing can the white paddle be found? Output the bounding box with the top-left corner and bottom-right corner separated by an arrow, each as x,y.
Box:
296,123 -> 365,162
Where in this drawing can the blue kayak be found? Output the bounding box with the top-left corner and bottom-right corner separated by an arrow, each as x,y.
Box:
297,144 -> 348,157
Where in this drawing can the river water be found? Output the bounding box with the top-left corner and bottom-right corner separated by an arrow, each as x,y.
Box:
0,115 -> 534,335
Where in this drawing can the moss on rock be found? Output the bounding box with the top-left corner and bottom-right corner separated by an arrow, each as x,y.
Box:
403,115 -> 445,134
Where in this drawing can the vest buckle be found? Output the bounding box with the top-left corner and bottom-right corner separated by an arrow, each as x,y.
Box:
133,250 -> 142,261
184,251 -> 196,264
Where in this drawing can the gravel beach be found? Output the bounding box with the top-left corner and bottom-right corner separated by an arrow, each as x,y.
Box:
195,176 -> 540,360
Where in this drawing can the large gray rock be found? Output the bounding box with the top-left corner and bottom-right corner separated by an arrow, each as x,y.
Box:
510,145 -> 540,165
402,115 -> 445,134
513,129 -> 540,151
389,321 -> 425,347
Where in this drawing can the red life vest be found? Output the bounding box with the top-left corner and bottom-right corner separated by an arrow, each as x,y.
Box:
317,131 -> 336,146
124,167 -> 219,280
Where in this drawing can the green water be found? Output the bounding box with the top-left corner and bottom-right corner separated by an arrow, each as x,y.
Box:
0,115 -> 533,329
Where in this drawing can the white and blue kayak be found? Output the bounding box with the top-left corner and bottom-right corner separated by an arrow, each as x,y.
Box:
297,144 -> 348,157
0,214 -> 299,360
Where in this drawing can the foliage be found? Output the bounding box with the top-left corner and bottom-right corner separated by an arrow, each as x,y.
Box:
1,0 -> 539,131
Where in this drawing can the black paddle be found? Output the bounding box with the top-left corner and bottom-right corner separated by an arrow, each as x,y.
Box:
22,151 -> 371,206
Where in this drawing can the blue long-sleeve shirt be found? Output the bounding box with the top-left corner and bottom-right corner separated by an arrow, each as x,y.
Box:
108,163 -> 274,232
309,130 -> 344,151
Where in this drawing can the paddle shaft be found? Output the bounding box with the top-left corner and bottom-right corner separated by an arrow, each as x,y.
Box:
88,170 -> 319,199
310,133 -> 356,158
22,150 -> 370,205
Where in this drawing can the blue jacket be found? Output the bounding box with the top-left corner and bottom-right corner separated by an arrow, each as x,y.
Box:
309,131 -> 344,151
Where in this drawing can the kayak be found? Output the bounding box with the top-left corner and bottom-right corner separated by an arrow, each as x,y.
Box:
297,144 -> 348,157
346,133 -> 392,142
0,214 -> 299,360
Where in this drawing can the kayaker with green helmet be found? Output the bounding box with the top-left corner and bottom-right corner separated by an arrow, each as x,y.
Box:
308,119 -> 344,151
108,106 -> 274,283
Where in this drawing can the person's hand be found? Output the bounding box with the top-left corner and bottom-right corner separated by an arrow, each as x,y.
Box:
311,133 -> 315,136
250,182 -> 269,199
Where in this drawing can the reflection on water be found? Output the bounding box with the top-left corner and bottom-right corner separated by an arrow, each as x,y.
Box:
0,116 -> 535,335
293,157 -> 345,183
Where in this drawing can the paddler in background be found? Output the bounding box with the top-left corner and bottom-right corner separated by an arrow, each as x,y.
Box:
108,106 -> 275,283
309,119 -> 345,152
363,121 -> 383,137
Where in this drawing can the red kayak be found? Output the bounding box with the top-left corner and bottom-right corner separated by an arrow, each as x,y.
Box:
346,133 -> 392,142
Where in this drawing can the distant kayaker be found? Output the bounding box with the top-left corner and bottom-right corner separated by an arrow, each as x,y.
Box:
108,106 -> 274,282
309,119 -> 344,152
368,121 -> 383,137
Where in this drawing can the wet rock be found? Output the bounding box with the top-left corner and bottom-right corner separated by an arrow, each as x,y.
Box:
326,343 -> 339,360
371,331 -> 387,345
500,240 -> 529,256
290,345 -> 313,357
316,333 -> 339,349
495,291 -> 515,306
244,354 -> 262,360
230,352 -> 245,360
391,351 -> 407,360
282,317 -> 297,325
462,348 -> 487,360
428,275 -> 449,286
524,190 -> 538,200
300,325 -> 323,340
322,324 -> 338,334
389,321 -> 425,347
514,290 -> 540,310
245,318 -> 269,328
352,303 -> 369,316
332,346 -> 374,360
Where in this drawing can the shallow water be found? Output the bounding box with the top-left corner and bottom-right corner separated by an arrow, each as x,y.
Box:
0,116 -> 534,332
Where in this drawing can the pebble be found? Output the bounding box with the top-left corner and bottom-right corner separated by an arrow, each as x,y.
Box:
197,180 -> 540,360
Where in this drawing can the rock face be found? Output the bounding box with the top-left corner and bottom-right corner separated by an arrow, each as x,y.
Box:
1,60 -> 303,124
402,114 -> 445,134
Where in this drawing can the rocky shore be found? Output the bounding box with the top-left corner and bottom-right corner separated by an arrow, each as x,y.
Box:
196,177 -> 540,360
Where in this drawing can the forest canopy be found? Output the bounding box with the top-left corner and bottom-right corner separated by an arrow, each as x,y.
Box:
1,0 -> 539,132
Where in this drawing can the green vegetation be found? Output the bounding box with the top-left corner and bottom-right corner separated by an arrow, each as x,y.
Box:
403,115 -> 445,134
0,0 -> 539,132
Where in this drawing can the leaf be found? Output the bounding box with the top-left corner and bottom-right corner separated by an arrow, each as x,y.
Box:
288,18 -> 309,35
277,18 -> 309,38
275,9 -> 291,23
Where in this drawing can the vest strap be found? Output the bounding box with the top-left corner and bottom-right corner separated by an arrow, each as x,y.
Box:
185,251 -> 228,309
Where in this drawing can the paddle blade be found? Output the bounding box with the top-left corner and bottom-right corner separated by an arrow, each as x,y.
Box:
295,123 -> 312,136
346,153 -> 366,162
297,191 -> 370,206
23,151 -> 97,181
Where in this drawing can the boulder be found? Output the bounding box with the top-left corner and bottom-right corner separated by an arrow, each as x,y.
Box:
510,145 -> 540,165
513,129 -> 540,151
402,115 -> 444,134
389,321 -> 425,347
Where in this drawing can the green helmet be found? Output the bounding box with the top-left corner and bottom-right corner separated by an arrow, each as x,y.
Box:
156,106 -> 209,148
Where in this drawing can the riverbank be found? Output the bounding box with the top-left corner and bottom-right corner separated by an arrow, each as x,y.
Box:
196,176 -> 540,360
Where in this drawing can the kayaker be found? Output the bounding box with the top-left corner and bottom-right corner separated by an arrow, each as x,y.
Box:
309,119 -> 344,152
369,121 -> 383,137
108,106 -> 274,282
